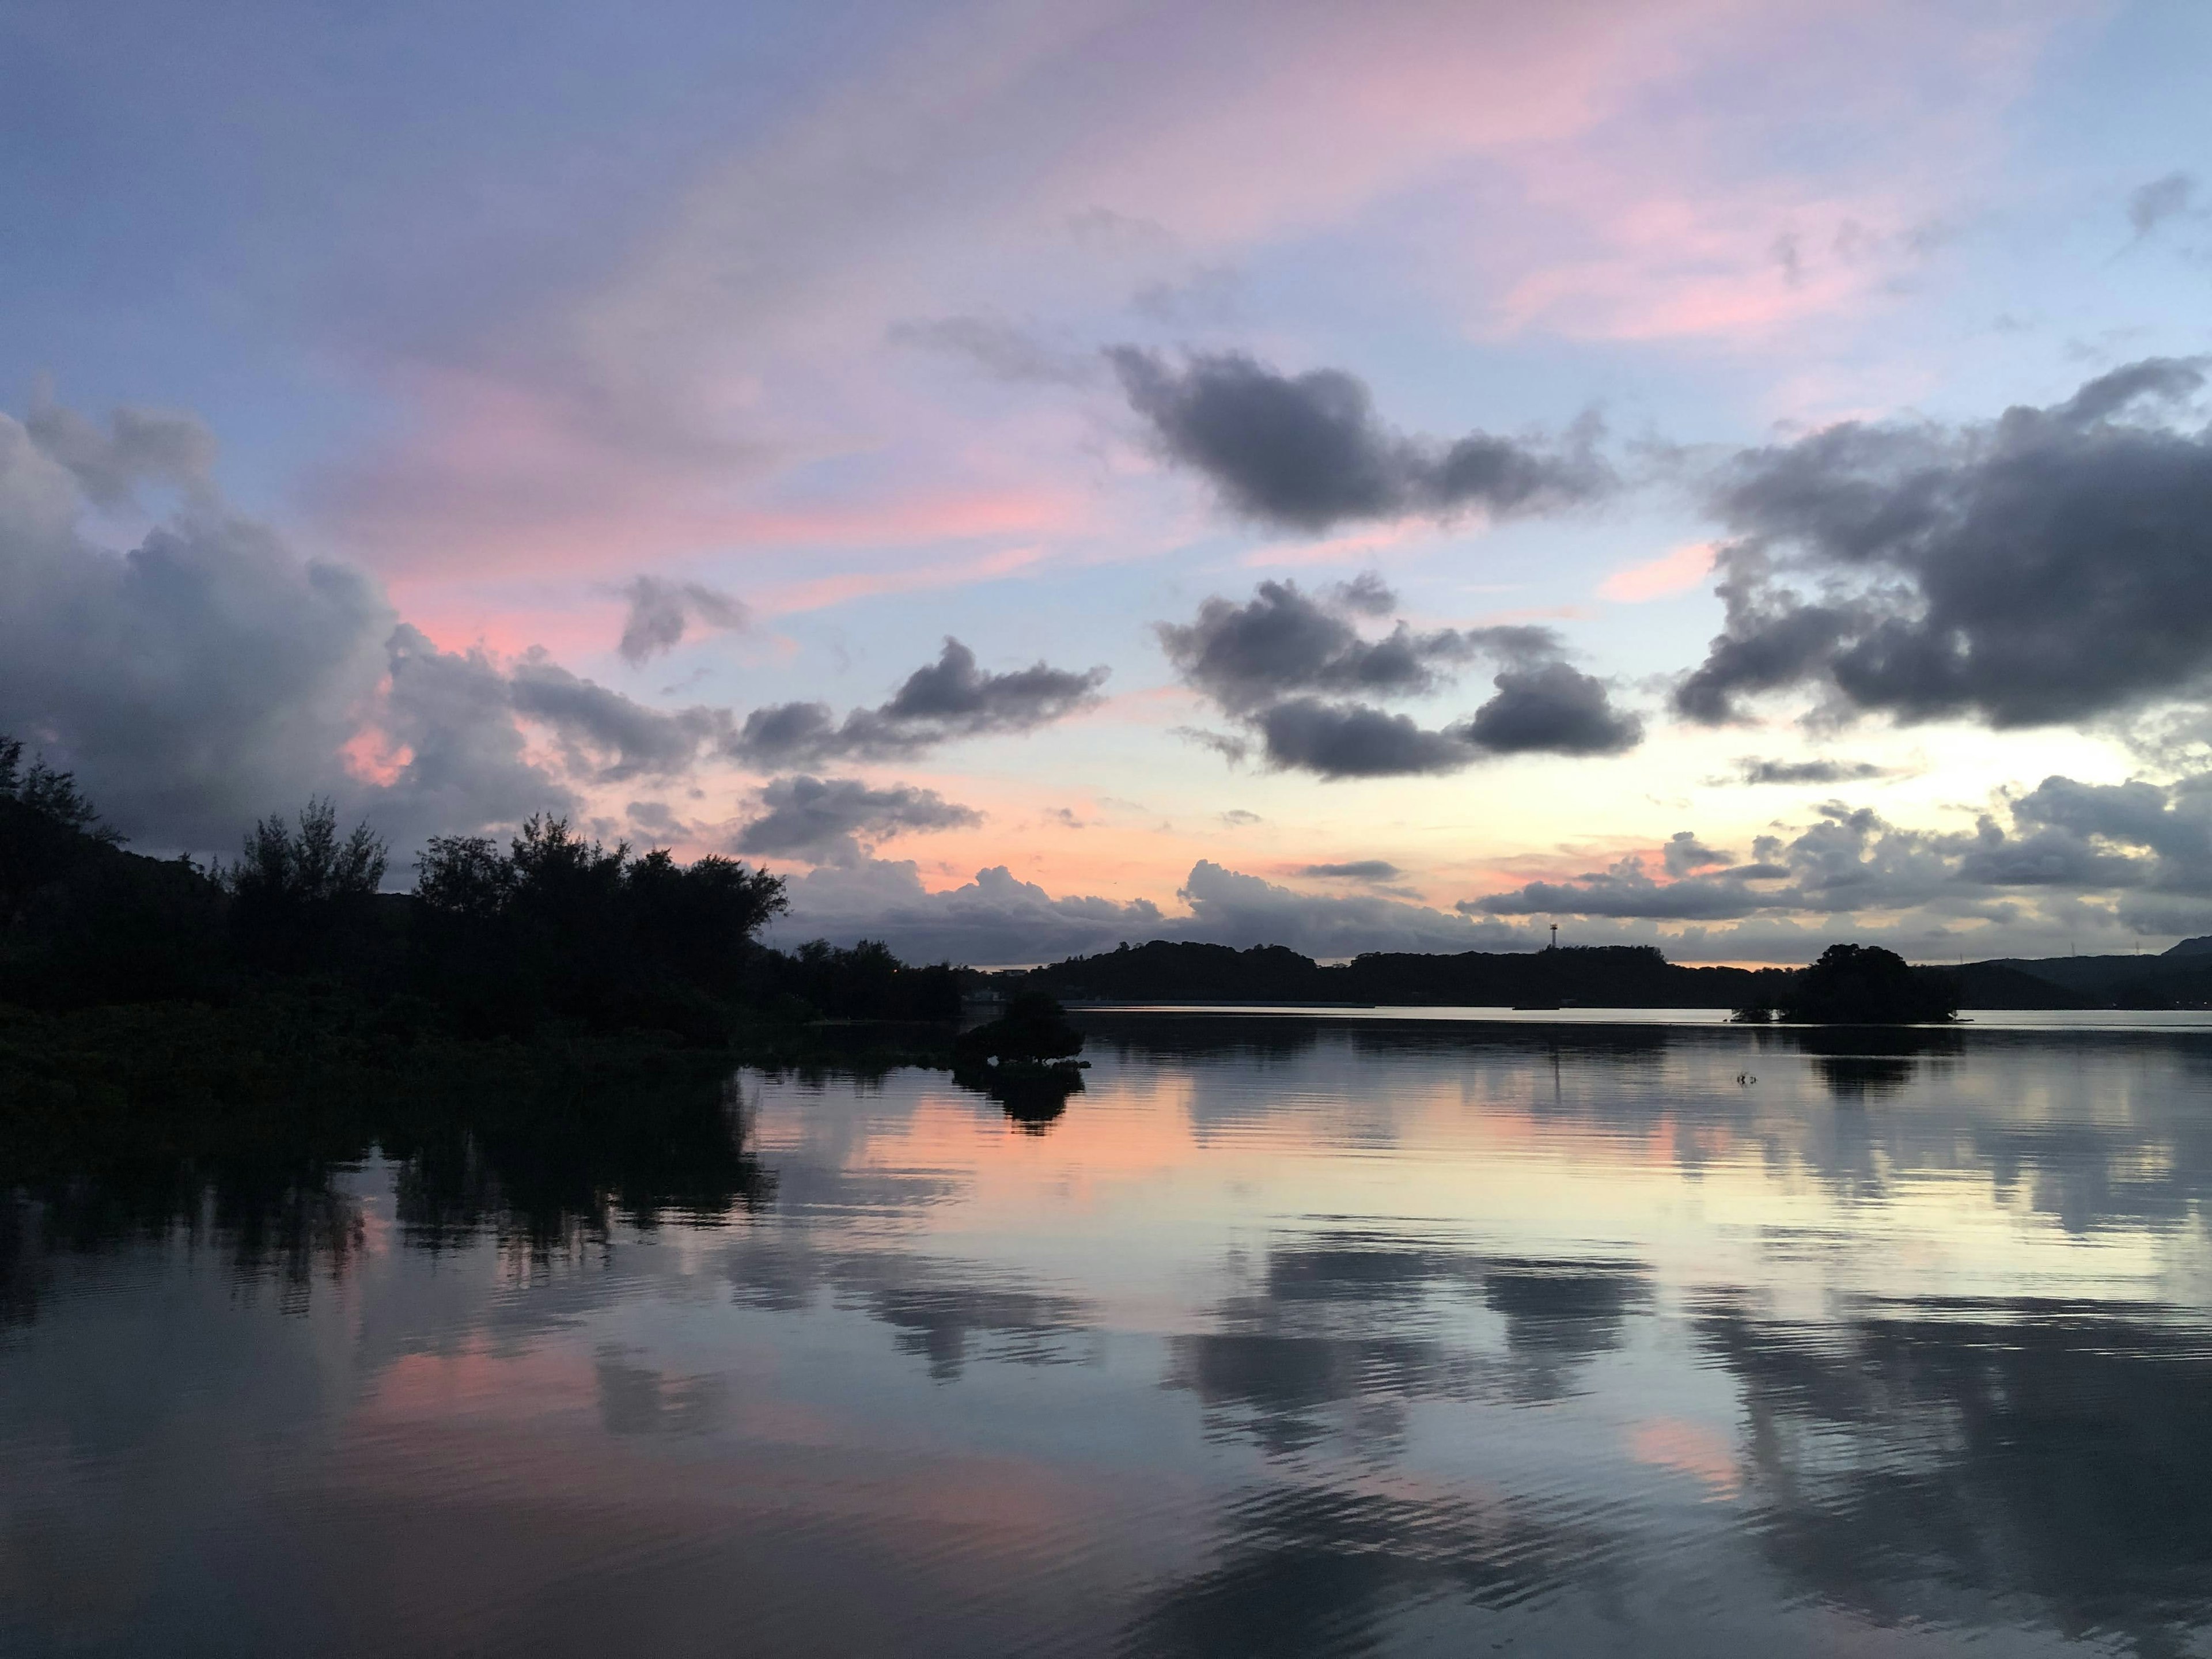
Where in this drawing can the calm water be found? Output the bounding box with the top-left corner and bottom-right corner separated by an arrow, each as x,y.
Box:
5,1013 -> 2212,1657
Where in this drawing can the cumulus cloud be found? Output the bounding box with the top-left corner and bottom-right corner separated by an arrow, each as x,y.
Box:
1661,832 -> 1732,876
1733,756 -> 1896,786
0,395 -> 734,856
1674,359 -> 2212,729
616,575 -> 749,664
1256,699 -> 1469,777
372,626 -> 580,845
774,858 -> 1171,965
1465,772 -> 2212,938
777,855 -> 1515,965
508,654 -> 727,780
736,775 -> 982,864
775,768 -> 2212,964
1109,349 -> 1610,532
1471,808 -> 1956,923
1160,575 -> 1490,713
1163,576 -> 1639,777
729,638 -> 1108,768
24,396 -> 218,509
1460,662 -> 1643,757
0,407 -> 396,845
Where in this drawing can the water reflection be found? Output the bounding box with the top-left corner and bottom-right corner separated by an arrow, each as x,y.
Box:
1167,1233 -> 1654,1459
1698,1293 -> 2212,1646
3,1015 -> 2210,1656
1122,1480 -> 1620,1659
959,1062 -> 1086,1132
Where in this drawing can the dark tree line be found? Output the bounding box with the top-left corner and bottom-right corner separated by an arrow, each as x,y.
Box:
0,734 -> 959,1040
1020,938 -> 1965,1023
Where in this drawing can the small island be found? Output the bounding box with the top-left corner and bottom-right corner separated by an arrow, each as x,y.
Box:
1733,943 -> 1961,1026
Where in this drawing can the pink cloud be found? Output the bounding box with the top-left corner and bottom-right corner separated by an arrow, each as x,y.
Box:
299,0 -> 2073,683
339,721 -> 414,787
1599,541 -> 1715,603
750,542 -> 1050,618
323,366 -> 1090,578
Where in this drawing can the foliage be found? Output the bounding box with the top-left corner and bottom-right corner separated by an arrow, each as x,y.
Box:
1,736 -> 224,1008
769,938 -> 963,1021
951,990 -> 1087,1131
1778,943 -> 1960,1025
411,815 -> 790,1040
221,797 -> 390,974
954,991 -> 1085,1068
0,734 -> 120,844
0,993 -> 772,1276
1026,938 -> 1793,1010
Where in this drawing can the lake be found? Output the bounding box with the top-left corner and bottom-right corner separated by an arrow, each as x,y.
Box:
5,1011 -> 2211,1656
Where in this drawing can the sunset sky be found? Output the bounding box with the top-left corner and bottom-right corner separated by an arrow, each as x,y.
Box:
6,0 -> 2211,964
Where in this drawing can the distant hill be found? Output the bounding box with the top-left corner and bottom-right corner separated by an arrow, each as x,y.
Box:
1951,961 -> 2095,1010
1973,950 -> 2212,1007
1014,937 -> 2212,1011
1024,940 -> 1787,1009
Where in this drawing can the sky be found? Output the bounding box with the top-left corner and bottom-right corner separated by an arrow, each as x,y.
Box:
4,0 -> 2211,965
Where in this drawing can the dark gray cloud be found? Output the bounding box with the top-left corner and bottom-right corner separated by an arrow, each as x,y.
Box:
0,407 -> 397,846
374,626 -> 579,847
0,395 -> 732,859
1675,359 -> 2212,729
1163,577 -> 1640,778
1109,348 -> 1609,532
615,575 -> 748,664
1734,756 -> 1896,786
1256,699 -> 1470,778
1463,774 -> 2212,927
1254,668 -> 1641,779
23,397 -> 217,509
1301,861 -> 1402,881
1158,577 -> 1493,713
1460,662 -> 1642,756
2129,172 -> 2198,239
736,775 -> 982,863
729,638 -> 1108,768
507,654 -> 726,781
772,771 -> 2212,963
1661,832 -> 1732,877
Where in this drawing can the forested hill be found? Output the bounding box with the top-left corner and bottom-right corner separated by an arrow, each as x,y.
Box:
1022,941 -> 1788,1009
1022,938 -> 2212,1010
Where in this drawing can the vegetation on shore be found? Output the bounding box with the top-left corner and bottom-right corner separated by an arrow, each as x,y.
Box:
1729,943 -> 1960,1025
1,734 -> 981,1126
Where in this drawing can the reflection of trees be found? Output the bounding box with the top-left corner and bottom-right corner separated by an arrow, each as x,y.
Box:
1081,1014 -> 1325,1067
1120,1482 -> 1618,1659
0,1112 -> 372,1326
0,1056 -> 776,1322
1792,1025 -> 1963,1100
1696,1291 -> 2212,1647
387,1074 -> 772,1255
949,1063 -> 1085,1134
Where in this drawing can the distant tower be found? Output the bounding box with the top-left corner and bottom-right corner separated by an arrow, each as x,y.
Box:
1549,922 -> 1558,951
